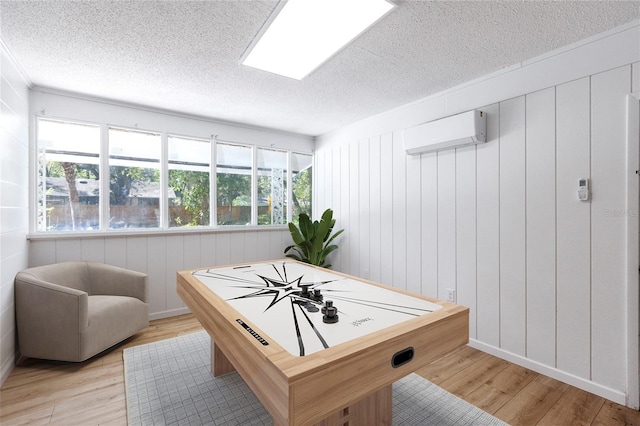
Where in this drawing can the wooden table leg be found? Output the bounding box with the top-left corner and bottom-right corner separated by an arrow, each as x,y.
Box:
310,384 -> 392,426
212,340 -> 236,377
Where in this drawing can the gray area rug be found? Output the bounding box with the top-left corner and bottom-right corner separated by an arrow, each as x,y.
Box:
124,331 -> 508,425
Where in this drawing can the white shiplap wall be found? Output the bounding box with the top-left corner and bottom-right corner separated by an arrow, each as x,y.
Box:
29,229 -> 292,319
0,42 -> 30,385
315,23 -> 640,405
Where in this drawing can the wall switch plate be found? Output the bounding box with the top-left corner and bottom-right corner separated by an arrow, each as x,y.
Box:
446,288 -> 456,303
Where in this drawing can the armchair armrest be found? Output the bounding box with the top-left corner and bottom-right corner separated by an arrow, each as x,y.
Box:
15,272 -> 89,361
87,262 -> 149,303
15,273 -> 89,330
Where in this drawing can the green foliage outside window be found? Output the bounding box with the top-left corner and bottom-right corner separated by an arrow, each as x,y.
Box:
45,161 -> 312,228
216,173 -> 251,225
47,162 -> 99,181
46,162 -> 100,230
169,170 -> 210,227
110,166 -> 159,206
292,166 -> 312,225
38,119 -> 312,230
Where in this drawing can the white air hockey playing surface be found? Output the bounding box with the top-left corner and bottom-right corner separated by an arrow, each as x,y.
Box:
190,261 -> 443,357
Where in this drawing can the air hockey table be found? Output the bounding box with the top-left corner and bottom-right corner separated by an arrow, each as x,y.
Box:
177,260 -> 469,426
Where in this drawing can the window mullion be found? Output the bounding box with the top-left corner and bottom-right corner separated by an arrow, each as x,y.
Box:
211,135 -> 217,227
251,145 -> 258,226
287,150 -> 293,224
160,131 -> 169,229
100,124 -> 110,231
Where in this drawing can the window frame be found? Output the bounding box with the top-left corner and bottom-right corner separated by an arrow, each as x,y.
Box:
167,133 -> 213,229
256,146 -> 290,226
107,125 -> 163,230
215,140 -> 255,227
290,151 -> 314,223
31,116 -> 313,236
35,116 -> 102,232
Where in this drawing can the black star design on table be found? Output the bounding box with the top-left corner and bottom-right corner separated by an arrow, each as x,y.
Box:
192,262 -> 340,355
193,262 -> 336,313
237,274 -> 304,311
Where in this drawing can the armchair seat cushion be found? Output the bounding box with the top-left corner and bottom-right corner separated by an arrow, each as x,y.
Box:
15,261 -> 149,362
83,295 -> 148,361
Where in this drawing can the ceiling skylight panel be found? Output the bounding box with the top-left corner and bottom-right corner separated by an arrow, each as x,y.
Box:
242,0 -> 396,80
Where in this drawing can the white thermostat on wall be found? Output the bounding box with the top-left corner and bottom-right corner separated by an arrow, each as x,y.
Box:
577,178 -> 589,201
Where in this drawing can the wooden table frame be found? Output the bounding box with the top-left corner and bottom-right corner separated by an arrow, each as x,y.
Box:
177,260 -> 469,426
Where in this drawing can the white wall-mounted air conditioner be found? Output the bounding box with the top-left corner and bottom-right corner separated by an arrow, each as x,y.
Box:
404,110 -> 487,155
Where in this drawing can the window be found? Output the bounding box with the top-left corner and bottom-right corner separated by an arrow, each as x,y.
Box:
216,143 -> 252,226
168,135 -> 211,227
108,128 -> 161,229
36,119 -> 101,231
257,148 -> 288,225
34,117 -> 312,233
291,152 -> 313,222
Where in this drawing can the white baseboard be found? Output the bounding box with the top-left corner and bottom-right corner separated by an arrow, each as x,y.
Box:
0,353 -> 15,387
469,339 -> 627,406
149,307 -> 191,321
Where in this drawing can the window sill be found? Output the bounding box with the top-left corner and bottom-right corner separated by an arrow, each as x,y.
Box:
27,225 -> 289,240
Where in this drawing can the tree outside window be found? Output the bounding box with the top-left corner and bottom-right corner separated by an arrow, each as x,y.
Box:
291,152 -> 313,224
257,148 -> 287,225
36,119 -> 101,231
108,128 -> 162,229
35,118 -> 312,232
168,135 -> 210,227
216,143 -> 252,226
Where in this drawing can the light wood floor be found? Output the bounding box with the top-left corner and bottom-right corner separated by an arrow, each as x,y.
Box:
1,314 -> 638,425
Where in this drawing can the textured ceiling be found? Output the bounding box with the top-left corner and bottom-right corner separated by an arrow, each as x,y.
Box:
1,1 -> 639,137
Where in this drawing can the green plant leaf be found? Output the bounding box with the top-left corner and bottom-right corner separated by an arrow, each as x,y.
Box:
318,244 -> 339,264
288,222 -> 305,245
311,216 -> 331,255
285,253 -> 302,262
324,229 -> 344,247
285,208 -> 343,268
299,214 -> 314,240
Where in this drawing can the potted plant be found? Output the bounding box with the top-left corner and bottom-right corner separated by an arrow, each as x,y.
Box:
284,208 -> 343,268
